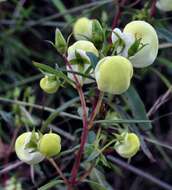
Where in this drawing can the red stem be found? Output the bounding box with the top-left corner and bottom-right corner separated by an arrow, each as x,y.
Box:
3,125 -> 20,186
62,55 -> 88,187
70,87 -> 88,184
112,3 -> 121,30
110,0 -> 128,42
150,0 -> 157,17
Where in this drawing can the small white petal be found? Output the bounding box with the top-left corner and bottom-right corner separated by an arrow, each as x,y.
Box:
111,28 -> 135,57
111,28 -> 124,44
156,0 -> 172,11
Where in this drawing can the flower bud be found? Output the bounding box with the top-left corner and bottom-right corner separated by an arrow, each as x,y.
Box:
156,0 -> 172,11
15,132 -> 44,164
123,21 -> 159,68
38,133 -> 61,157
73,17 -> 92,40
55,28 -> 67,54
73,17 -> 104,48
67,40 -> 98,85
40,75 -> 60,94
114,132 -> 140,159
95,56 -> 133,94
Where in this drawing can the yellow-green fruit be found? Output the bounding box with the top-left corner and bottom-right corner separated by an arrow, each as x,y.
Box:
156,0 -> 172,11
123,21 -> 159,68
15,132 -> 44,164
40,76 -> 59,94
115,133 -> 140,158
38,133 -> 61,157
73,17 -> 92,40
95,56 -> 133,94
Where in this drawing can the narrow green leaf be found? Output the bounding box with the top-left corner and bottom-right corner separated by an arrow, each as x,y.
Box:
157,28 -> 172,43
51,0 -> 73,23
38,179 -> 63,190
33,61 -> 73,85
86,52 -> 99,69
123,85 -> 152,130
150,68 -> 171,88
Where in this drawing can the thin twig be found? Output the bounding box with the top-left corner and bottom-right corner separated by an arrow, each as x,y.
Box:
0,161 -> 23,175
88,91 -> 104,129
107,156 -> 172,190
127,0 -> 141,8
25,0 -> 114,28
48,158 -> 69,186
79,163 -> 96,182
147,87 -> 172,117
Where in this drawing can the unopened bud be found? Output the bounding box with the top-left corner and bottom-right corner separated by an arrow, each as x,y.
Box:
55,28 -> 67,54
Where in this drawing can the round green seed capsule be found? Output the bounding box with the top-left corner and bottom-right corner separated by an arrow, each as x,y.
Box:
38,133 -> 61,157
115,133 -> 140,159
73,17 -> 92,40
40,76 -> 59,94
15,132 -> 44,165
95,56 -> 133,95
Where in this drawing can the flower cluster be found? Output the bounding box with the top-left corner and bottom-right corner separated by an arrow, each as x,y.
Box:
15,17 -> 159,163
15,131 -> 61,164
39,18 -> 158,95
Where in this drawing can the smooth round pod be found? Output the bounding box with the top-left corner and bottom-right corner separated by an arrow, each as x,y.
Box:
115,133 -> 140,159
123,21 -> 159,68
67,40 -> 99,85
38,133 -> 61,157
40,76 -> 59,94
95,56 -> 133,94
156,0 -> 172,11
73,17 -> 92,40
15,132 -> 45,165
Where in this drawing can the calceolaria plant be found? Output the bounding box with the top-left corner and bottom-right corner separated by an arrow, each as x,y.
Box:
14,13 -> 159,189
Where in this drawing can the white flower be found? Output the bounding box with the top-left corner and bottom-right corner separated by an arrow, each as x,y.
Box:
111,28 -> 135,57
123,21 -> 159,68
67,40 -> 98,85
156,0 -> 172,11
15,132 -> 45,165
